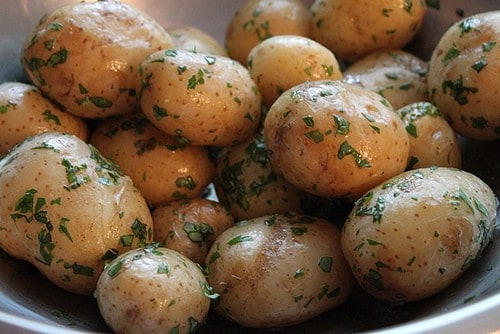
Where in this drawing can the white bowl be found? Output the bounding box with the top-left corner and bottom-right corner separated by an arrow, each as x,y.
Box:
0,1 -> 498,333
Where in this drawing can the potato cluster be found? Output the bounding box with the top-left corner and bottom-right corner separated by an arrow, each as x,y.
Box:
0,0 -> 498,333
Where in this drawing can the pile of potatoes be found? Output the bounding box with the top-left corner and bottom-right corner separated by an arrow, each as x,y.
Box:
0,0 -> 498,333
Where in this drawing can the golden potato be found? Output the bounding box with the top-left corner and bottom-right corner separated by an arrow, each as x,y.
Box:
90,113 -> 215,207
0,82 -> 89,155
167,25 -> 228,56
248,35 -> 343,107
344,49 -> 429,109
206,212 -> 354,328
427,11 -> 500,140
263,80 -> 410,200
152,198 -> 234,264
225,0 -> 311,64
396,102 -> 461,169
310,0 -> 427,63
21,1 -> 174,119
341,167 -> 497,302
139,49 -> 262,146
0,132 -> 153,295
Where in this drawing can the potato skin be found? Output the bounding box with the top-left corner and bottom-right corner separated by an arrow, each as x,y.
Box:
0,132 -> 153,295
205,212 -> 354,328
21,1 -> 173,119
167,25 -> 228,56
263,80 -> 409,200
139,49 -> 262,146
341,167 -> 497,302
152,198 -> 234,264
310,0 -> 427,63
89,113 -> 215,207
427,11 -> 500,140
0,82 -> 89,156
96,246 -> 212,334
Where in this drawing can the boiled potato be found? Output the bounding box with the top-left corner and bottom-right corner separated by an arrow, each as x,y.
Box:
427,11 -> 500,140
152,198 -> 235,264
167,25 -> 228,56
396,102 -> 461,169
263,80 -> 410,200
341,167 -> 497,302
139,49 -> 261,146
344,49 -> 429,109
310,0 -> 427,63
214,130 -> 307,220
89,113 -> 215,207
225,0 -> 311,64
247,35 -> 343,107
0,132 -> 153,295
21,1 -> 174,119
96,245 -> 214,334
0,82 -> 89,156
206,212 -> 354,328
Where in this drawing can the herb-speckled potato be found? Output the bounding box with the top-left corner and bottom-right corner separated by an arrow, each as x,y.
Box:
263,80 -> 410,200
341,167 -> 497,302
96,245 -> 215,334
247,35 -> 343,107
152,198 -> 235,264
167,25 -> 228,56
206,212 -> 354,328
139,49 -> 261,147
0,132 -> 153,295
427,11 -> 500,140
225,0 -> 311,64
396,102 -> 461,169
214,131 -> 307,221
344,49 -> 429,109
21,1 -> 174,119
310,0 -> 427,63
0,82 -> 89,156
89,113 -> 214,207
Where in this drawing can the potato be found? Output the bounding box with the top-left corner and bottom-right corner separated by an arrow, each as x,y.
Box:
152,198 -> 234,264
139,49 -> 261,147
427,11 -> 500,140
96,245 -> 214,334
310,0 -> 427,63
0,132 -> 153,295
0,82 -> 89,156
341,167 -> 497,302
225,0 -> 311,64
344,49 -> 429,109
167,25 -> 228,56
89,113 -> 214,207
21,1 -> 174,119
263,80 -> 410,200
247,35 -> 343,107
206,212 -> 354,328
396,102 -> 461,169
214,130 -> 307,220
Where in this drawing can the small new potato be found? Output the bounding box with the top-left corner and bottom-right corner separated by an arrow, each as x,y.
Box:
167,25 -> 228,56
247,35 -> 343,107
152,198 -> 235,264
206,212 -> 354,328
0,132 -> 153,295
96,246 -> 213,334
139,49 -> 262,146
225,0 -> 311,64
21,1 -> 174,119
427,11 -> 500,140
89,113 -> 215,207
344,49 -> 429,109
214,131 -> 307,221
263,80 -> 410,200
0,82 -> 89,156
310,0 -> 427,63
341,167 -> 497,302
396,102 -> 461,169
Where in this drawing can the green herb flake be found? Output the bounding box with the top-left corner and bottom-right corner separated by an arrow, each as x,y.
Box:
458,17 -> 480,37
483,41 -> 496,52
471,58 -> 488,73
157,263 -> 170,275
318,256 -> 333,272
61,159 -> 89,191
42,110 -> 61,125
46,48 -> 68,68
175,176 -> 197,190
367,239 -> 383,246
442,46 -> 460,66
106,259 -> 123,277
291,227 -> 308,236
302,115 -> 314,127
58,218 -> 72,242
425,0 -> 440,10
152,104 -> 168,121
227,235 -> 253,246
187,69 -> 205,89
89,96 -> 112,108
337,141 -> 371,168
294,268 -> 305,279
405,123 -> 418,138
65,262 -> 94,277
333,115 -> 350,135
442,76 -> 478,106
305,130 -> 324,143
